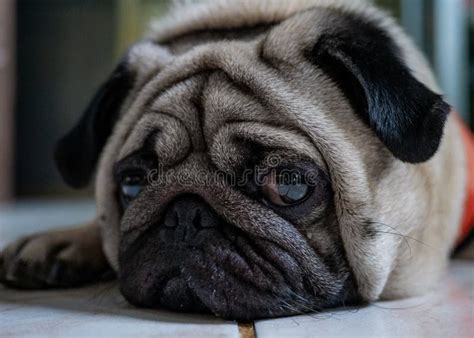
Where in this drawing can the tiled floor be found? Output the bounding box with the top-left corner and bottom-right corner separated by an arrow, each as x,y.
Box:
0,200 -> 473,337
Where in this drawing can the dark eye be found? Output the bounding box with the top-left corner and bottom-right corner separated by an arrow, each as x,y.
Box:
120,172 -> 147,207
261,169 -> 312,206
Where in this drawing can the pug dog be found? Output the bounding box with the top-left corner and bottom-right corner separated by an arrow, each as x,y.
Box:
1,0 -> 473,320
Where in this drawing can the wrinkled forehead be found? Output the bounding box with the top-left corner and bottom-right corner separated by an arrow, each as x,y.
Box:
116,39 -> 328,168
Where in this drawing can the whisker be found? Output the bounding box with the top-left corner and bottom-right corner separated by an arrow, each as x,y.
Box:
371,230 -> 413,259
273,289 -> 325,319
372,221 -> 432,249
369,221 -> 435,261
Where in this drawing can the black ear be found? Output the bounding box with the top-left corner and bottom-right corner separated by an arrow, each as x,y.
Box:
307,13 -> 450,163
54,61 -> 135,188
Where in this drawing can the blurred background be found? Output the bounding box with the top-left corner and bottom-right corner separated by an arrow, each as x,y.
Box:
0,0 -> 472,202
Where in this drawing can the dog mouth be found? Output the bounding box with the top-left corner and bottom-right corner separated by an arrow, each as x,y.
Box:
118,224 -> 327,320
118,234 -> 317,319
117,194 -> 351,320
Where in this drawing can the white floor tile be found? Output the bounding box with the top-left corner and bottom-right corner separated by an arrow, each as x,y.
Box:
0,283 -> 239,338
255,261 -> 474,338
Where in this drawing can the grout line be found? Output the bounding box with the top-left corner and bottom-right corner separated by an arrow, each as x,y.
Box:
238,322 -> 256,338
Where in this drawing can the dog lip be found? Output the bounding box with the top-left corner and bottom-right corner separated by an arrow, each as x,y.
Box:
118,211 -> 343,319
155,274 -> 211,313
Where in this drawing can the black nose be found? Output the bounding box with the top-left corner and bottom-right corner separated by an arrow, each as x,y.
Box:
162,195 -> 219,241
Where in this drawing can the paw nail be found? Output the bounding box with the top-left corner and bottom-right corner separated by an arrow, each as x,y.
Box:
47,262 -> 63,284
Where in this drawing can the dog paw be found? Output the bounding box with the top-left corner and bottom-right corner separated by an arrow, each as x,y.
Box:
0,225 -> 110,289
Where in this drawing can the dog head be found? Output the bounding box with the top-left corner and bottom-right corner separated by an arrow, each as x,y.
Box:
54,0 -> 450,319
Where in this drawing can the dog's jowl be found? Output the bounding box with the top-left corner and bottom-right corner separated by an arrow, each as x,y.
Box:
1,0 -> 473,320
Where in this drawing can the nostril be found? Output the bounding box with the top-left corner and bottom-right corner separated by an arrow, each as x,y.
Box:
198,209 -> 218,228
193,209 -> 202,229
162,195 -> 220,231
164,211 -> 179,228
192,209 -> 202,229
192,208 -> 217,229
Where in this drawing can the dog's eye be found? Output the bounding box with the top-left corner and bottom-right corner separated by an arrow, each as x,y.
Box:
120,172 -> 147,206
261,170 -> 312,206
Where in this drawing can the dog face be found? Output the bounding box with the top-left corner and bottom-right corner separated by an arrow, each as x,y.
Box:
55,1 -> 452,319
